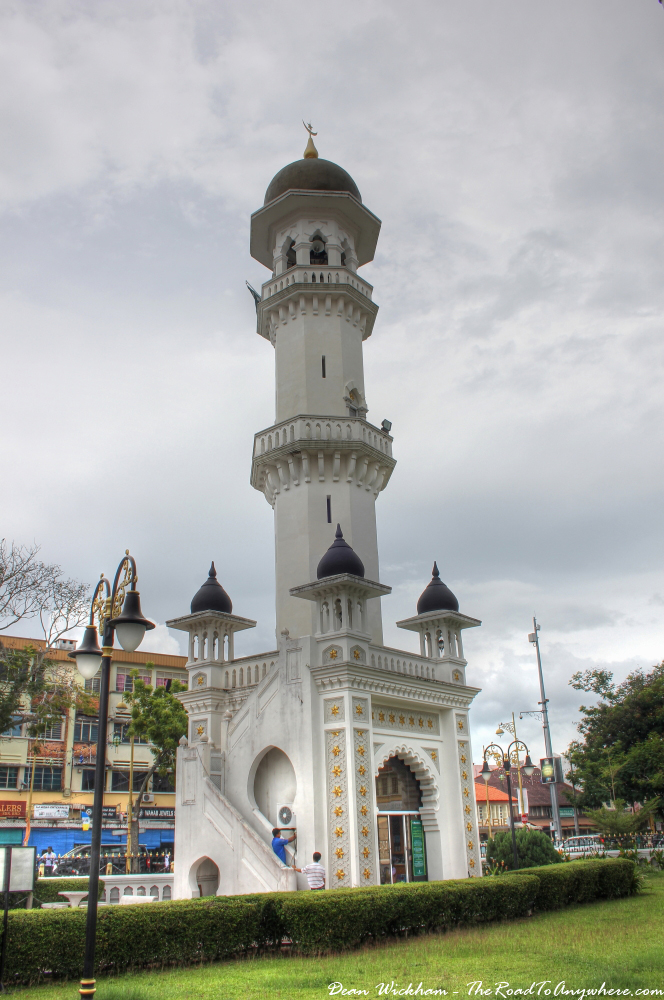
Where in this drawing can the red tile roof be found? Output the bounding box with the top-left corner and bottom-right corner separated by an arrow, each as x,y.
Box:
474,781 -> 517,802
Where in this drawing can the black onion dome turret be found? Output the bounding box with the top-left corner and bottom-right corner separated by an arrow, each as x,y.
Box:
416,562 -> 459,615
264,158 -> 361,205
317,525 -> 365,580
190,562 -> 233,615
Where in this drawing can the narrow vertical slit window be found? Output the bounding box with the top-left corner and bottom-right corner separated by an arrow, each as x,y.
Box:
322,355 -> 326,378
326,496 -> 332,523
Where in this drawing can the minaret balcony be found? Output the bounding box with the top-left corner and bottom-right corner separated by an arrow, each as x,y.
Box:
262,267 -> 373,302
251,415 -> 396,504
256,271 -> 378,343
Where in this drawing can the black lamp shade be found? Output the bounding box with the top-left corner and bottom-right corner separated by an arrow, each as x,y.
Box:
522,754 -> 535,777
480,760 -> 492,783
68,625 -> 103,680
109,590 -> 155,652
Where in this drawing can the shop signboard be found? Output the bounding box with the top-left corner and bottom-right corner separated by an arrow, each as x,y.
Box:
559,807 -> 575,818
0,801 -> 26,819
139,807 -> 175,820
75,805 -> 119,820
410,817 -> 426,878
33,804 -> 69,819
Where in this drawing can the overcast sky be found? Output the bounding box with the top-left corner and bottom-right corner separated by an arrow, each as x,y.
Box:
1,0 -> 663,766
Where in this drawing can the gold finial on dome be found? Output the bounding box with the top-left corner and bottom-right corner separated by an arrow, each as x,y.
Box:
303,120 -> 319,159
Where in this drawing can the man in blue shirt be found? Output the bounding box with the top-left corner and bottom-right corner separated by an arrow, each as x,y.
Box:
271,827 -> 296,866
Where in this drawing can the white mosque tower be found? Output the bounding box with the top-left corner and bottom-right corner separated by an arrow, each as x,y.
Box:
249,127 -> 392,644
169,131 -> 483,898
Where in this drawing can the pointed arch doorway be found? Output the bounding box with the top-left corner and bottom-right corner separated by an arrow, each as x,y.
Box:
376,755 -> 428,884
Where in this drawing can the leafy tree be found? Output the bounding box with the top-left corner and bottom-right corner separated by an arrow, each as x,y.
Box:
567,662 -> 664,812
487,828 -> 562,870
0,539 -> 89,738
583,798 -> 659,838
123,668 -> 188,861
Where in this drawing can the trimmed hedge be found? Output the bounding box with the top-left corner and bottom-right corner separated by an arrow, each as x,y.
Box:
276,876 -> 538,953
34,877 -> 105,905
0,858 -> 637,985
4,899 -> 260,984
503,858 -> 636,910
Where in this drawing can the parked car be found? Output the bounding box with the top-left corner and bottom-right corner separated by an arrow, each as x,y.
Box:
52,843 -> 150,876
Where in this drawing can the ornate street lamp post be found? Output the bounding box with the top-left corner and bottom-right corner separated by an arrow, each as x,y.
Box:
481,741 -> 535,870
68,553 -> 154,999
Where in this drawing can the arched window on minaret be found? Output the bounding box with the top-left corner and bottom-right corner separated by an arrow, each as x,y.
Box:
285,238 -> 296,270
310,232 -> 328,265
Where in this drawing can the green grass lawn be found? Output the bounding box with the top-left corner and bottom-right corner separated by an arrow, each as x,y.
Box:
14,872 -> 664,1000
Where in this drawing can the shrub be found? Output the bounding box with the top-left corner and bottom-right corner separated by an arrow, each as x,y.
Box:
487,828 -> 562,870
34,877 -> 105,905
3,898 -> 260,985
278,876 -> 538,953
503,857 -> 636,910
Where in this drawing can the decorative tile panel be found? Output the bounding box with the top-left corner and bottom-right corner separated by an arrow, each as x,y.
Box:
353,727 -> 376,884
326,728 -> 350,888
352,697 -> 369,721
191,719 -> 207,740
323,645 -> 343,664
192,672 -> 207,688
325,698 -> 345,723
457,739 -> 480,876
423,747 -> 440,772
371,704 -> 440,735
455,713 -> 468,735
349,645 -> 366,663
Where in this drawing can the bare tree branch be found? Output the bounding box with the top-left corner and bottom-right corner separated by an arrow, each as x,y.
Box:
0,538 -> 89,645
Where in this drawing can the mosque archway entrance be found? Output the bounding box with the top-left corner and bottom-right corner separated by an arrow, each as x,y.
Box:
375,756 -> 427,884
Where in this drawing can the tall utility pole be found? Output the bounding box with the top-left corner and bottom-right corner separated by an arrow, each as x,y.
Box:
528,617 -> 562,843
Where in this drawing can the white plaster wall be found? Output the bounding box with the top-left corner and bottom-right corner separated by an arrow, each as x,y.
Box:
220,640 -> 326,892
273,458 -> 383,642
275,311 -> 366,423
174,743 -> 297,897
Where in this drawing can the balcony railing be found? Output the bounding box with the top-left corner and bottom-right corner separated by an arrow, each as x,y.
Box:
262,266 -> 373,301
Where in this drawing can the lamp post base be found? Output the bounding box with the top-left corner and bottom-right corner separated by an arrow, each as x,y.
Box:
79,978 -> 96,997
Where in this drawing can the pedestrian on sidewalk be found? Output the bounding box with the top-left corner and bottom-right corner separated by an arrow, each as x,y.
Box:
271,827 -> 296,866
295,852 -> 326,889
42,847 -> 56,875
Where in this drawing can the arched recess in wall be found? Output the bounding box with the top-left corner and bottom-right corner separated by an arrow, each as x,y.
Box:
249,746 -> 297,829
188,856 -> 220,898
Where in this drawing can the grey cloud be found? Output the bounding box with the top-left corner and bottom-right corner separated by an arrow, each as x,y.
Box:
1,0 -> 663,765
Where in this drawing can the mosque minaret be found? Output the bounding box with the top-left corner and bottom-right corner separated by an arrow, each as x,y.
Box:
169,131 -> 483,896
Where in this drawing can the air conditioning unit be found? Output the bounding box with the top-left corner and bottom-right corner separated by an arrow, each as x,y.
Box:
142,793 -> 154,803
277,803 -> 295,828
